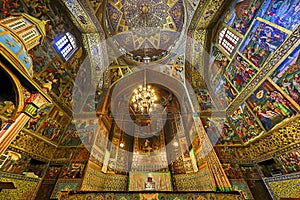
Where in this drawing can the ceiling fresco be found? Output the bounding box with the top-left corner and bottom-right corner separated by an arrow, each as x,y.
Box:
106,0 -> 185,62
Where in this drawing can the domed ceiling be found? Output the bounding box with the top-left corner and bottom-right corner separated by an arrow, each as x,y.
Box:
107,0 -> 184,63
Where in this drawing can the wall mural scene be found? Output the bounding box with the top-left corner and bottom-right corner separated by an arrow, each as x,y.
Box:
261,0 -> 300,31
239,20 -> 288,68
0,149 -> 47,178
202,118 -> 241,145
246,79 -> 298,131
209,45 -> 229,81
223,0 -> 263,35
271,45 -> 300,105
225,54 -> 258,92
230,103 -> 263,143
212,76 -> 237,109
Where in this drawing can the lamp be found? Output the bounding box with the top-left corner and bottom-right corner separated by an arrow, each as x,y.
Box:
131,70 -> 157,115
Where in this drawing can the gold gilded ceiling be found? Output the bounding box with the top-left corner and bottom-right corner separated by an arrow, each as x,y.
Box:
106,0 -> 184,61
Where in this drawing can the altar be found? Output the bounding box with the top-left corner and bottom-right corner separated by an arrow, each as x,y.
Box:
128,172 -> 172,191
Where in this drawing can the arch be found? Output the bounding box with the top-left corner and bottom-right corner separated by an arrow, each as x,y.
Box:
0,61 -> 25,118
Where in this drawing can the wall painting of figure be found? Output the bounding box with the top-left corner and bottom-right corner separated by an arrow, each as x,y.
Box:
59,123 -> 82,147
213,77 -> 237,109
276,149 -> 300,174
230,103 -> 263,143
261,0 -> 300,31
0,150 -> 30,174
246,80 -> 298,132
239,20 -> 288,68
223,0 -> 263,35
225,54 -> 258,92
206,118 -> 241,145
271,45 -> 300,106
196,89 -> 214,112
209,45 -> 229,80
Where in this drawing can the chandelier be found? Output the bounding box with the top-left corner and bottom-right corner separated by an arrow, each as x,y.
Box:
131,84 -> 157,114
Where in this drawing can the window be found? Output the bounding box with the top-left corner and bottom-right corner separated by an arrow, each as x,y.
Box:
21,29 -> 38,42
218,27 -> 239,54
54,32 -> 77,60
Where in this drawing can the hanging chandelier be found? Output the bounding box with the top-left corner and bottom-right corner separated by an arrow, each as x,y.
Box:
131,84 -> 157,114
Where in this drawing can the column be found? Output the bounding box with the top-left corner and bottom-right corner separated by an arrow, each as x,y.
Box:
0,94 -> 49,154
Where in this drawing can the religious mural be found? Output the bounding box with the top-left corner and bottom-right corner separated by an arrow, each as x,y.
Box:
196,89 -> 213,111
161,55 -> 185,83
44,165 -> 63,180
60,163 -> 85,179
37,59 -> 72,97
202,118 -> 241,145
276,149 -> 300,174
34,106 -> 70,143
138,136 -> 161,155
0,150 -> 30,175
212,76 -> 237,109
246,79 -> 298,131
271,45 -> 300,105
223,0 -> 263,35
209,45 -> 229,80
82,94 -> 97,112
60,123 -> 82,146
25,103 -> 53,132
239,20 -> 288,68
0,150 -> 47,178
94,125 -> 108,152
225,54 -> 258,92
261,0 -> 300,31
230,103 -> 263,143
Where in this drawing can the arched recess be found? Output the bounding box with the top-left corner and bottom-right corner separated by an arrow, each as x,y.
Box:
103,69 -> 196,115
98,67 -> 199,137
0,61 -> 24,120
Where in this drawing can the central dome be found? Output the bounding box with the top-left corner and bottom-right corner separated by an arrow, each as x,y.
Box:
107,0 -> 184,63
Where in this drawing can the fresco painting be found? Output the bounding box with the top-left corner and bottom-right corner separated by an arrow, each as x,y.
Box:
230,103 -> 263,143
196,89 -> 213,111
60,123 -> 82,147
261,0 -> 300,31
246,80 -> 298,132
60,163 -> 85,179
209,45 -> 229,80
276,149 -> 300,174
271,45 -> 300,105
204,118 -> 241,145
44,165 -> 63,179
213,77 -> 237,109
225,54 -> 258,92
239,20 -> 288,68
223,0 -> 263,35
36,107 -> 69,143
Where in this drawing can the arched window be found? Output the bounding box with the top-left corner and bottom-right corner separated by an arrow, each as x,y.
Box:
218,27 -> 239,55
54,32 -> 77,60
